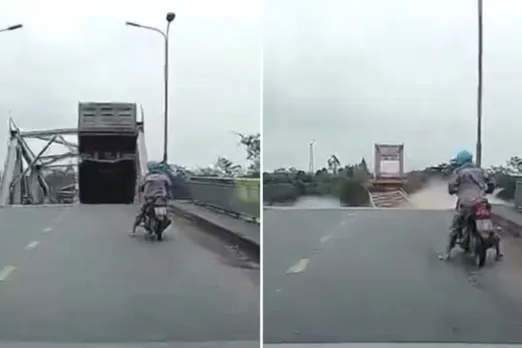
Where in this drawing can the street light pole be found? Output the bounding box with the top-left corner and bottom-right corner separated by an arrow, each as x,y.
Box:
0,24 -> 23,34
476,0 -> 483,167
126,12 -> 176,164
163,13 -> 175,164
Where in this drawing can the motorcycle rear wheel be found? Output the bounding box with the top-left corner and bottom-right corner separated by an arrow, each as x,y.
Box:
154,219 -> 165,241
472,236 -> 487,268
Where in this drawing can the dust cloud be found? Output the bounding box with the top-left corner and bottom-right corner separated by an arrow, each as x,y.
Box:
293,196 -> 341,208
404,178 -> 507,210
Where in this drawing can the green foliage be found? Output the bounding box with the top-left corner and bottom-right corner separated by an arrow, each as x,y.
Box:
215,156 -> 242,177
263,157 -> 371,204
164,131 -> 260,178
404,156 -> 522,201
264,155 -> 522,205
487,156 -> 522,201
234,132 -> 260,177
339,178 -> 370,206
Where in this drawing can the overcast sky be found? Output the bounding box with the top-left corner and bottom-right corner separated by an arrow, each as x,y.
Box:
263,0 -> 522,171
0,0 -> 260,169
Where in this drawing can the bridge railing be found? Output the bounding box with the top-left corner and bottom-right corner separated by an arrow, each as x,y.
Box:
184,176 -> 260,222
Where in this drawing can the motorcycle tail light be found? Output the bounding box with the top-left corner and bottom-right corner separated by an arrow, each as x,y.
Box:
472,203 -> 491,218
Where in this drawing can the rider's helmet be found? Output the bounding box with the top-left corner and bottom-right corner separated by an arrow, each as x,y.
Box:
453,149 -> 474,166
147,161 -> 163,174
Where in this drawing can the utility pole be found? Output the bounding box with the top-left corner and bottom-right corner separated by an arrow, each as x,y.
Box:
308,140 -> 316,174
476,0 -> 483,167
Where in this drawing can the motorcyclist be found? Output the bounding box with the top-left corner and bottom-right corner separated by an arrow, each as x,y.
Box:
131,164 -> 173,235
441,149 -> 502,261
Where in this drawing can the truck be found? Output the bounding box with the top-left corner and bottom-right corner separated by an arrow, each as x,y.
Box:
78,102 -> 137,134
77,102 -> 138,204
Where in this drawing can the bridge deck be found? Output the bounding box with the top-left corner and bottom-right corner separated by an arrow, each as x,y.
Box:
264,208 -> 522,344
0,205 -> 259,344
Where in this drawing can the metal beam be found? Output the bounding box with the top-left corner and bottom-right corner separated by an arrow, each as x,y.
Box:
40,152 -> 77,166
3,114 -> 146,205
21,128 -> 78,137
58,135 -> 78,151
10,135 -> 58,193
43,164 -> 79,169
34,135 -> 78,149
0,136 -> 20,206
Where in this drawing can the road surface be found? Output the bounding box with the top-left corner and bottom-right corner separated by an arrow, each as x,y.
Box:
0,205 -> 259,344
264,207 -> 522,344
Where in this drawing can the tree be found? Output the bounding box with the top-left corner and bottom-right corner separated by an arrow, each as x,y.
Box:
327,155 -> 341,175
359,157 -> 369,175
339,178 -> 370,206
234,132 -> 260,177
215,157 -> 243,177
486,156 -> 522,201
506,156 -> 522,174
194,166 -> 221,177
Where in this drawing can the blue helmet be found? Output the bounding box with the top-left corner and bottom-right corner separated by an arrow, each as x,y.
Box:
147,161 -> 163,174
453,149 -> 473,166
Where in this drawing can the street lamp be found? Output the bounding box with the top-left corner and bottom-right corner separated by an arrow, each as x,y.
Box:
0,24 -> 23,34
476,0 -> 483,167
126,12 -> 176,164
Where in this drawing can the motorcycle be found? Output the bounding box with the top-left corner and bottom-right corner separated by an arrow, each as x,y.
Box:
143,197 -> 170,241
457,199 -> 495,268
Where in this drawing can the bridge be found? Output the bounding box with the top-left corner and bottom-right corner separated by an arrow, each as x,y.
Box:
263,143 -> 522,345
0,103 -> 259,346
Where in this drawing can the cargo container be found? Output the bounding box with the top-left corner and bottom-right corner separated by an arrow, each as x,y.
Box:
78,102 -> 137,134
77,102 -> 138,204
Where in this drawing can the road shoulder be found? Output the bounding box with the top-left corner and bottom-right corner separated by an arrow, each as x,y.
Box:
492,204 -> 522,237
169,200 -> 260,260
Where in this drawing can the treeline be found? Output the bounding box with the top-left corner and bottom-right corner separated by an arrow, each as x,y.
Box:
172,132 -> 260,179
263,156 -> 522,206
263,158 -> 373,206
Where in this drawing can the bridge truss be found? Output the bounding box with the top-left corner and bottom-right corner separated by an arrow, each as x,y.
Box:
0,118 -> 148,207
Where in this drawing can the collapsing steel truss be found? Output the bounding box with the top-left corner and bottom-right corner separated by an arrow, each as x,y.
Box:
0,119 -> 149,207
0,119 -> 79,206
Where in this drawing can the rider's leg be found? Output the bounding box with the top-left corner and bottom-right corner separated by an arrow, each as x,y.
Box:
493,233 -> 503,260
162,195 -> 172,229
444,210 -> 462,260
132,202 -> 148,233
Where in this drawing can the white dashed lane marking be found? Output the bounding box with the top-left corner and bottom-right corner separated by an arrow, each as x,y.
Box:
286,258 -> 310,274
320,235 -> 332,243
24,241 -> 40,251
0,266 -> 16,282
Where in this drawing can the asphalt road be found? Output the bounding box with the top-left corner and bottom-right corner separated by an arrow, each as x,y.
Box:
264,207 -> 522,344
0,205 -> 259,344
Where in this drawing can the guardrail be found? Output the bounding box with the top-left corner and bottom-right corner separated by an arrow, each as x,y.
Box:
515,177 -> 522,210
185,176 -> 260,222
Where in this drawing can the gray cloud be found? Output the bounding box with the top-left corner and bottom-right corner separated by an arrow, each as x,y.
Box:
0,0 -> 261,169
263,0 -> 522,171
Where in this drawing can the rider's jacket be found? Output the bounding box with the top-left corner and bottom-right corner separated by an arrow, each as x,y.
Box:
140,173 -> 172,200
448,162 -> 494,207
